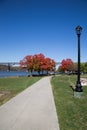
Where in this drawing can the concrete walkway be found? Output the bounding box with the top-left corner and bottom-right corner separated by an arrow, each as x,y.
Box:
0,77 -> 60,130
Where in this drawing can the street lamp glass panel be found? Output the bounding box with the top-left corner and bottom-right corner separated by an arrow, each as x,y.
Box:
75,25 -> 82,35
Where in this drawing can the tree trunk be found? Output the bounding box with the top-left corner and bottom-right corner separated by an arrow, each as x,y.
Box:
30,70 -> 33,77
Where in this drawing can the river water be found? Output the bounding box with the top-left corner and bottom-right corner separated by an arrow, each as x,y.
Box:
0,71 -> 46,78
0,71 -> 30,77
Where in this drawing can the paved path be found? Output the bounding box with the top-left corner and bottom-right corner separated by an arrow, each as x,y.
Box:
0,77 -> 60,130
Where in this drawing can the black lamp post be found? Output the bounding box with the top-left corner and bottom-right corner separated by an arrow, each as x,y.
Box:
75,25 -> 83,94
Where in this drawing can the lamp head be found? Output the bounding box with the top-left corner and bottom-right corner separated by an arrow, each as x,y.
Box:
75,25 -> 82,35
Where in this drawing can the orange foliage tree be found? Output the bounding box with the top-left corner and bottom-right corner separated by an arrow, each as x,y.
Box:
20,53 -> 56,76
59,58 -> 74,72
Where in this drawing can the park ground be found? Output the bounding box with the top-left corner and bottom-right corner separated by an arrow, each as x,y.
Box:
0,74 -> 87,130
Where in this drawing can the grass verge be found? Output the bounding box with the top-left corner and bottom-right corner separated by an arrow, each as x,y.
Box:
51,75 -> 87,130
0,77 -> 41,105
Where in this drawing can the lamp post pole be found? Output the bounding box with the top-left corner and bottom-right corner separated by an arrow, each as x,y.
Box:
74,26 -> 83,97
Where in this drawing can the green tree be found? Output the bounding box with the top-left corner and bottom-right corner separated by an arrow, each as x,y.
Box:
84,62 -> 87,73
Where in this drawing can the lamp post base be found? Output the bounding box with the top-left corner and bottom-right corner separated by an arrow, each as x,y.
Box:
74,91 -> 83,98
74,82 -> 83,98
75,81 -> 83,92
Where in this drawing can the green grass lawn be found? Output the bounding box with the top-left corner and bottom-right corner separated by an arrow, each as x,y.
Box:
51,75 -> 87,130
0,77 -> 41,105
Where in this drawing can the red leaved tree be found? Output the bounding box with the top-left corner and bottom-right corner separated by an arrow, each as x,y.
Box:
20,53 -> 56,76
40,58 -> 56,74
33,53 -> 45,74
60,58 -> 74,72
20,55 -> 33,76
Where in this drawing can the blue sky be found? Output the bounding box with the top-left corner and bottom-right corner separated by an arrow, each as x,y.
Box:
0,0 -> 87,63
